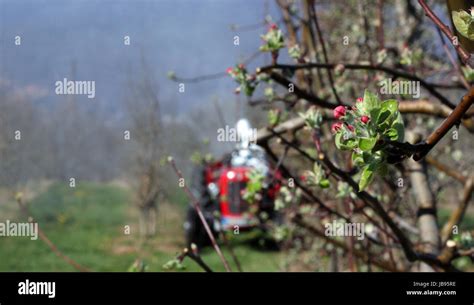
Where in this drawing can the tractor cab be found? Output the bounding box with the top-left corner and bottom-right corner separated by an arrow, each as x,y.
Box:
184,119 -> 282,247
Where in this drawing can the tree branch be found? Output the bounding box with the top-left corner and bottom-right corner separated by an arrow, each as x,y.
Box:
16,195 -> 91,272
293,214 -> 402,272
417,0 -> 473,68
440,177 -> 474,243
177,246 -> 214,272
168,157 -> 232,272
259,62 -> 457,109
310,1 -> 343,105
413,87 -> 474,160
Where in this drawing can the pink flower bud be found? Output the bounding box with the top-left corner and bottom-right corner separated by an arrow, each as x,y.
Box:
333,106 -> 346,119
347,124 -> 355,132
269,23 -> 278,31
361,115 -> 370,124
226,67 -> 233,74
331,122 -> 343,133
356,97 -> 363,103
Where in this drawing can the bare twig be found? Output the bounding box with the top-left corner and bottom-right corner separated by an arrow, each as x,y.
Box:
16,195 -> 90,272
440,177 -> 474,242
293,215 -> 402,272
265,130 -> 417,260
261,141 -> 349,221
264,71 -> 338,108
219,230 -> 243,272
418,0 -> 473,68
171,50 -> 261,83
259,62 -> 457,109
310,1 -> 343,105
425,156 -> 468,183
178,245 -> 213,272
168,157 -> 232,272
266,131 -> 460,270
436,28 -> 470,90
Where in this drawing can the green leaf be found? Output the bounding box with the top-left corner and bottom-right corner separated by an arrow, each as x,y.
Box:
380,100 -> 398,115
336,132 -> 358,150
453,10 -> 474,41
462,66 -> 474,82
268,110 -> 278,125
392,113 -> 405,142
375,100 -> 398,126
360,90 -> 379,114
335,132 -> 356,150
288,44 -> 301,59
352,151 -> 364,166
335,132 -> 343,149
358,137 -> 376,151
358,165 -> 374,191
385,128 -> 399,141
377,110 -> 391,124
342,138 -> 357,150
369,108 -> 380,123
319,179 -> 330,189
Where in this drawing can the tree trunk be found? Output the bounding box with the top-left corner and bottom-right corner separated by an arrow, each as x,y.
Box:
147,206 -> 157,237
406,132 -> 440,271
138,208 -> 148,237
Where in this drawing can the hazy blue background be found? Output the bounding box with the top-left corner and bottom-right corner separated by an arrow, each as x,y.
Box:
0,0 -> 278,121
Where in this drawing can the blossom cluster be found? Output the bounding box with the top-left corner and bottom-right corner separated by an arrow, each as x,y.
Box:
331,91 -> 405,191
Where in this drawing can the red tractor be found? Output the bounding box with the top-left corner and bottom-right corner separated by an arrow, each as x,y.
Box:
184,119 -> 283,248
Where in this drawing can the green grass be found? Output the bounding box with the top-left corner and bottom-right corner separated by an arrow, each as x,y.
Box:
0,182 -> 282,272
2,182 -> 471,272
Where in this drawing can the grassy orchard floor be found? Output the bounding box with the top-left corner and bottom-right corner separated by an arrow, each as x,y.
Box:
0,182 -> 472,271
0,182 -> 282,272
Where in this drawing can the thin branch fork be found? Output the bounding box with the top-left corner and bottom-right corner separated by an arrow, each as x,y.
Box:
218,230 -> 243,272
258,62 -> 457,109
309,0 -> 343,105
440,177 -> 474,243
261,116 -> 464,270
177,246 -> 213,272
317,153 -> 418,261
265,71 -> 337,108
417,0 -> 473,69
264,129 -> 417,259
293,214 -> 401,272
168,157 -> 232,272
436,28 -> 470,90
261,141 -> 349,221
266,130 -> 460,270
16,196 -> 90,272
265,132 -> 406,245
315,153 -> 459,270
